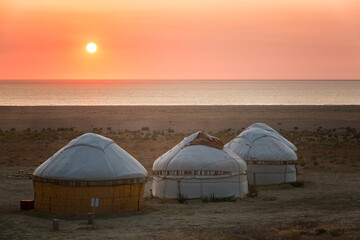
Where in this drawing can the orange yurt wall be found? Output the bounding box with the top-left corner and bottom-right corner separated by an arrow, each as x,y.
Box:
33,181 -> 145,215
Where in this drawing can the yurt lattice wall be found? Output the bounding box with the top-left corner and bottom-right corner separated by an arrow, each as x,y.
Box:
33,178 -> 145,215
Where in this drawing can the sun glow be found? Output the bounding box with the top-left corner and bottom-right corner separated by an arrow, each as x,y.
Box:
86,43 -> 97,53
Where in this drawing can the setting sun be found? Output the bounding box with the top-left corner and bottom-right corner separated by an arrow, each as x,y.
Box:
86,43 -> 97,53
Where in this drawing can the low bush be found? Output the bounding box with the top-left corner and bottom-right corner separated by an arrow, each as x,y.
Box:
247,186 -> 258,198
330,229 -> 341,237
290,181 -> 305,188
178,193 -> 188,204
202,194 -> 236,203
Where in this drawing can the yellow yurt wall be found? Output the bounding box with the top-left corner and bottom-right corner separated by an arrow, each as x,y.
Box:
33,181 -> 145,215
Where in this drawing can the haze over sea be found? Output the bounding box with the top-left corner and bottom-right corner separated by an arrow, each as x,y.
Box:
0,80 -> 359,106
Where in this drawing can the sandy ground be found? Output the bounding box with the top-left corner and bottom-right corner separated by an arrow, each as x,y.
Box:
0,106 -> 360,239
1,106 -> 360,131
1,168 -> 359,239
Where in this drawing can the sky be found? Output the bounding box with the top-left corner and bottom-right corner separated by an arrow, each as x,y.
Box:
0,0 -> 359,80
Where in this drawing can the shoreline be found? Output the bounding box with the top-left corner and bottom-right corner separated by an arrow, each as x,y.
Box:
1,104 -> 360,106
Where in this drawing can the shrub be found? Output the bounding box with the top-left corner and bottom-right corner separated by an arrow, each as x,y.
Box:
141,127 -> 150,131
202,197 -> 209,203
92,128 -> 103,133
315,228 -> 326,235
330,229 -> 341,237
247,186 -> 258,198
290,181 -> 304,187
202,194 -> 236,203
178,193 -> 188,204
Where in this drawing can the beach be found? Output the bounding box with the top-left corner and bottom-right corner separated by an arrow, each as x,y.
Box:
0,105 -> 359,239
1,105 -> 360,131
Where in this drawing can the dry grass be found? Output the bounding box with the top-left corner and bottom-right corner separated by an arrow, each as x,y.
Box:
1,127 -> 359,173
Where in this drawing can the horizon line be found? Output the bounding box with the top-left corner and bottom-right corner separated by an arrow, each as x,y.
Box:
0,79 -> 360,82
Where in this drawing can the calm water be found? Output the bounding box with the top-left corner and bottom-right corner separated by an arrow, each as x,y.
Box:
0,80 -> 359,105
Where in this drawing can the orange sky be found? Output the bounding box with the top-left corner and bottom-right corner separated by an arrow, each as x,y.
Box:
0,0 -> 359,80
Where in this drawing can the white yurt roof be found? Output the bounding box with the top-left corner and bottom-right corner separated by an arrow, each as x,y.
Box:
246,123 -> 297,152
153,131 -> 247,173
225,127 -> 297,161
33,133 -> 147,181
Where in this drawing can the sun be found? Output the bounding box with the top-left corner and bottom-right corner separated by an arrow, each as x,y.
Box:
86,43 -> 97,53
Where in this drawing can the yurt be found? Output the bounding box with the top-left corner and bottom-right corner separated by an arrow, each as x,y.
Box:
225,127 -> 297,185
246,123 -> 297,152
32,133 -> 148,215
152,131 -> 248,199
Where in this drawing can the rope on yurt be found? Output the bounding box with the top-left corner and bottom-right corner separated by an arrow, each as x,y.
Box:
225,149 -> 245,197
284,161 -> 287,183
177,180 -> 180,197
102,148 -> 118,176
245,160 -> 297,165
246,144 -> 252,186
32,175 -> 145,187
246,171 -> 295,175
153,171 -> 247,179
153,177 -> 247,184
161,143 -> 188,197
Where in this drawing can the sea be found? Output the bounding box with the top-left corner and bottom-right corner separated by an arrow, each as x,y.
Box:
0,80 -> 359,106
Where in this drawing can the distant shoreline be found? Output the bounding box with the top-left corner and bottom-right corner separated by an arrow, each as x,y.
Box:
1,104 -> 360,106
1,105 -> 359,131
1,79 -> 360,81
1,80 -> 359,105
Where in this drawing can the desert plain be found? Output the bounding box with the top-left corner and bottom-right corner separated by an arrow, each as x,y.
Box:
0,106 -> 359,239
